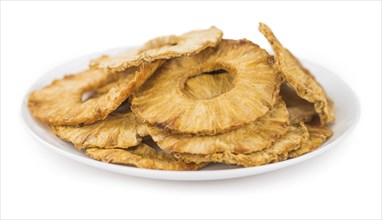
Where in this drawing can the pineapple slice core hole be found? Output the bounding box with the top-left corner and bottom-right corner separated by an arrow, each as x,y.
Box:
182,69 -> 233,100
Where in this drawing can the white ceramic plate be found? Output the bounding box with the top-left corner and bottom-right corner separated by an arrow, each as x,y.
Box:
22,48 -> 360,181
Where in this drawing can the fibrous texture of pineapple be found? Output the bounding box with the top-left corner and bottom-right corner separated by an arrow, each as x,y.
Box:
288,122 -> 333,158
51,112 -> 148,150
27,25 -> 335,171
91,26 -> 223,73
259,23 -> 335,124
175,123 -> 309,167
132,39 -> 282,135
28,61 -> 163,126
86,144 -> 204,171
89,49 -> 140,72
147,97 -> 289,154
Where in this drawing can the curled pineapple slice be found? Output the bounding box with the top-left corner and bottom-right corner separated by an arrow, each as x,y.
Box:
259,23 -> 335,124
91,26 -> 223,73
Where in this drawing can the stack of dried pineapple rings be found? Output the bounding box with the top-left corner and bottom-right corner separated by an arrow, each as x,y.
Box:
28,23 -> 334,170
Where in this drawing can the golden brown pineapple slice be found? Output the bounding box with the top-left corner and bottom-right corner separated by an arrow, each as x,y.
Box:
28,61 -> 163,126
132,39 -> 282,135
259,23 -> 335,124
51,112 -> 147,150
175,123 -> 309,167
288,122 -> 333,158
86,144 -> 204,171
147,97 -> 289,154
91,27 -> 223,73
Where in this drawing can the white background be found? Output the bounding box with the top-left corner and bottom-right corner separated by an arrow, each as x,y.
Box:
1,1 -> 381,219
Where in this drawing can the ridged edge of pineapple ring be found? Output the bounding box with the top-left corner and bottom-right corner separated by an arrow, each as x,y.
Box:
90,26 -> 223,73
147,97 -> 290,155
86,144 -> 205,171
51,112 -> 148,150
173,123 -> 309,167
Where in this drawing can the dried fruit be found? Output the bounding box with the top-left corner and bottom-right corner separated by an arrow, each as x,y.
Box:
27,25 -> 335,171
259,23 -> 335,124
288,121 -> 333,158
175,123 -> 309,167
28,61 -> 162,125
132,39 -> 282,135
147,97 -> 289,154
91,27 -> 223,73
86,144 -> 204,171
51,112 -> 147,150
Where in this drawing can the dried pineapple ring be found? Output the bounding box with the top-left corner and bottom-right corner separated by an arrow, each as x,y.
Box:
175,123 -> 309,167
147,97 -> 290,154
86,144 -> 204,171
28,61 -> 163,126
91,26 -> 223,73
51,112 -> 148,150
259,23 -> 335,124
132,39 -> 282,135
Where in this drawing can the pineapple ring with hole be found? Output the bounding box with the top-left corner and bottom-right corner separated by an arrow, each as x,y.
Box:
259,23 -> 335,124
132,39 -> 282,135
28,61 -> 163,126
90,26 -> 223,73
146,72 -> 289,155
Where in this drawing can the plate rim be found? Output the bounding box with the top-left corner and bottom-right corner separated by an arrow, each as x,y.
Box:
21,48 -> 361,181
